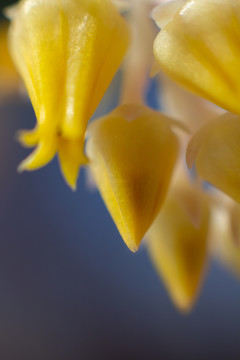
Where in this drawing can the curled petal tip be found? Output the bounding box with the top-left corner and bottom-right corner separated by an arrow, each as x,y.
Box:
17,139 -> 57,172
17,160 -> 27,173
17,128 -> 40,148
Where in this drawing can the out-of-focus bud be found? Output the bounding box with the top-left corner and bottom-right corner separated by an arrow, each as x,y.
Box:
186,112 -> 240,203
147,182 -> 209,312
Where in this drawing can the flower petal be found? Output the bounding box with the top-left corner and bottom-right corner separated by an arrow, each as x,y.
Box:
154,0 -> 240,114
186,112 -> 240,203
18,127 -> 40,147
151,0 -> 185,29
58,138 -> 88,190
147,183 -> 209,312
86,104 -> 179,252
18,137 -> 57,172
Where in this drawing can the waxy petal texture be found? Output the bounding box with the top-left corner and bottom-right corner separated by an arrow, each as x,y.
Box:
147,184 -> 209,311
152,0 -> 185,29
86,105 -> 179,252
187,112 -> 240,203
9,0 -> 129,188
154,0 -> 240,114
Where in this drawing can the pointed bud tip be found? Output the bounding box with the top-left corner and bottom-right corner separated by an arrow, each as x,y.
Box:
127,242 -> 139,253
174,298 -> 195,314
68,182 -> 77,191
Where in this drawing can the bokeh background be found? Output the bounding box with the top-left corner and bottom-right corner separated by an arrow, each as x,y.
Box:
0,1 -> 240,359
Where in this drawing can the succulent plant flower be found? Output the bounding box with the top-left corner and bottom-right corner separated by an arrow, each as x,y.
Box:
147,180 -> 210,311
86,104 -> 179,252
8,0 -> 130,189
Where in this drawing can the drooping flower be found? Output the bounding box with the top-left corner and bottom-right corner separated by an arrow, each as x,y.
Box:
86,104 -> 179,252
147,179 -> 210,311
8,0 -> 130,189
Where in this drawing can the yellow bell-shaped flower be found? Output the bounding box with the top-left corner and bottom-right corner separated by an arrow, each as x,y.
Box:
8,0 -> 130,189
86,104 -> 179,252
147,182 -> 209,312
153,0 -> 240,115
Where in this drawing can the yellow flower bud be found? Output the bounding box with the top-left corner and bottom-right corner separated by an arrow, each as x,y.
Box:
8,0 -> 130,189
86,104 -> 179,252
147,183 -> 209,312
153,0 -> 240,115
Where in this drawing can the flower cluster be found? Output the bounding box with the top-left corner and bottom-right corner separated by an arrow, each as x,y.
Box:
1,0 -> 240,312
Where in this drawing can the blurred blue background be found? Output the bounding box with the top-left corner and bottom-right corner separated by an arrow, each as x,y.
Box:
0,1 -> 240,359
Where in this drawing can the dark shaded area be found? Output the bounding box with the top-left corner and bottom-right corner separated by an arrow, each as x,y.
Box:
0,93 -> 239,360
0,0 -> 16,19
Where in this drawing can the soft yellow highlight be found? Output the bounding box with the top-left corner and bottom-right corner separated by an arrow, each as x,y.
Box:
0,22 -> 19,97
211,205 -> 240,278
153,0 -> 240,115
9,0 -> 129,188
147,183 -> 209,312
86,104 -> 179,252
187,112 -> 240,203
